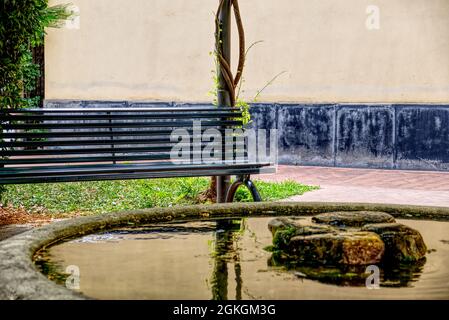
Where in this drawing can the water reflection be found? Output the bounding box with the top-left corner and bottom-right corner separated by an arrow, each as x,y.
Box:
34,217 -> 449,300
209,218 -> 428,292
268,256 -> 426,287
210,219 -> 244,300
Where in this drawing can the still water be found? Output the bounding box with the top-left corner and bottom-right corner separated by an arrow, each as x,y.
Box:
35,217 -> 449,299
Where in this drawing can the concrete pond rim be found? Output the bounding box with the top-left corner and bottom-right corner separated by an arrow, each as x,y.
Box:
1,201 -> 449,300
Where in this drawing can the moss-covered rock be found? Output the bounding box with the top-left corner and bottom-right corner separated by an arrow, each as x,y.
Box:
272,226 -> 298,252
361,223 -> 427,262
312,211 -> 396,227
268,217 -> 298,236
269,217 -> 334,237
285,231 -> 384,265
341,232 -> 385,265
268,211 -> 427,267
270,218 -> 337,254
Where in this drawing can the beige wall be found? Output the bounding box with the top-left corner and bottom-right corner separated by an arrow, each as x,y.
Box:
46,0 -> 449,103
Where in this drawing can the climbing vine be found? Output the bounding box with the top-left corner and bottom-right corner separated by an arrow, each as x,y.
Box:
214,0 -> 251,124
213,1 -> 285,125
215,0 -> 245,108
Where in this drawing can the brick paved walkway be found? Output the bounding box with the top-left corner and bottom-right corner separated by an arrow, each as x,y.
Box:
259,165 -> 449,207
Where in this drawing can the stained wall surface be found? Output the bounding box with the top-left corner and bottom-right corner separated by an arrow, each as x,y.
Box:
46,0 -> 449,103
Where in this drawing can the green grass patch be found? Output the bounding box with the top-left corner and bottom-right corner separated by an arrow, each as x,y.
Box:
1,178 -> 318,215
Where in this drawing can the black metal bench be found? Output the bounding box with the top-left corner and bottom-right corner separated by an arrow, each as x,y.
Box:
0,107 -> 274,202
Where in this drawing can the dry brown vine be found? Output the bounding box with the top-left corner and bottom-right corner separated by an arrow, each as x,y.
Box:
215,0 -> 245,107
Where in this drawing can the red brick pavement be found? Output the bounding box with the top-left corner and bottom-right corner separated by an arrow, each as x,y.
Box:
258,165 -> 449,207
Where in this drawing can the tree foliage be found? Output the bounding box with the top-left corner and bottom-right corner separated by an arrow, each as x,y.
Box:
0,0 -> 71,109
0,1 -> 71,200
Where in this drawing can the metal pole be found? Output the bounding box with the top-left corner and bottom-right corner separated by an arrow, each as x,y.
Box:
216,0 -> 232,203
108,111 -> 116,164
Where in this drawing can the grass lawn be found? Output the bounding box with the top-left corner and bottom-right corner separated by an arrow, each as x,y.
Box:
0,178 -> 318,216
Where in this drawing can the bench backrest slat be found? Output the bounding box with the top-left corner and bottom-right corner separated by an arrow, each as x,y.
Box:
2,120 -> 243,130
0,107 -> 240,113
0,107 -> 248,167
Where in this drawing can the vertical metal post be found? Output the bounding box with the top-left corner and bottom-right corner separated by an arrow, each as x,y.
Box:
108,111 -> 116,164
0,116 -> 5,199
216,0 -> 232,203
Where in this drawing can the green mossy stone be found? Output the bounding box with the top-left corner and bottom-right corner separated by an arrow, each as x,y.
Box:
362,223 -> 427,262
268,217 -> 335,237
312,211 -> 396,227
269,212 -> 428,266
286,231 -> 385,266
268,217 -> 298,236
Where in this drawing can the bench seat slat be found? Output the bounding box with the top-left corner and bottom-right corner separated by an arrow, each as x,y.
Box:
0,161 -> 268,177
0,167 -> 272,185
0,160 -> 260,172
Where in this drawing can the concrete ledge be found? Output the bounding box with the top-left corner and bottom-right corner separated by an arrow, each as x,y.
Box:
1,202 -> 449,300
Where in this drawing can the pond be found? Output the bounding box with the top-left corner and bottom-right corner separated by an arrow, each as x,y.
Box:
35,217 -> 449,300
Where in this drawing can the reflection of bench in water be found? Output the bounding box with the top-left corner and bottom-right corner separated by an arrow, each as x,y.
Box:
0,107 -> 275,202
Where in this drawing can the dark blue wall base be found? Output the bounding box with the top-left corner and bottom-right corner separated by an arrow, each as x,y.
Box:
45,100 -> 449,172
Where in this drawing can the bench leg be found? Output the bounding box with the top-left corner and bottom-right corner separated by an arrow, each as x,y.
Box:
225,175 -> 262,203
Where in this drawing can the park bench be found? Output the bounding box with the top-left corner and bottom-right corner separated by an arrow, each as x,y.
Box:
0,106 -> 274,202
